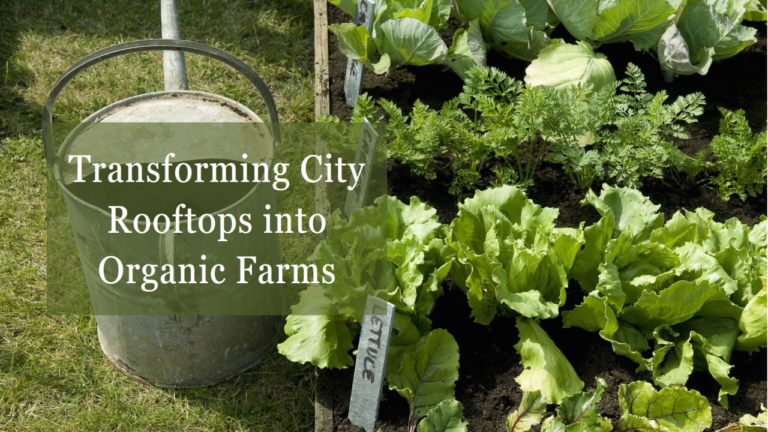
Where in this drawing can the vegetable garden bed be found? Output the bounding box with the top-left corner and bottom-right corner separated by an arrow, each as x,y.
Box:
309,4 -> 768,432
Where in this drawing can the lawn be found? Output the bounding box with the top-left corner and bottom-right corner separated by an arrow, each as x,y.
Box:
0,0 -> 317,430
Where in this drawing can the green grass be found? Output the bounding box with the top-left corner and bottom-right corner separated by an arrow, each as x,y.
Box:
0,0 -> 317,430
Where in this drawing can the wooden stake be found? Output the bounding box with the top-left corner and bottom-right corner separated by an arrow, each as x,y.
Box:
314,0 -> 331,224
313,2 -> 333,430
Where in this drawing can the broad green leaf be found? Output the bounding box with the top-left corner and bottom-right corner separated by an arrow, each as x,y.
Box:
377,0 -> 452,29
650,325 -> 696,389
457,185 -> 530,223
617,381 -> 712,432
657,24 -> 714,78
387,329 -> 460,423
547,0 -> 681,48
620,280 -> 740,331
494,29 -> 556,62
506,391 -> 547,432
454,0 -> 530,43
519,0 -> 551,30
278,285 -> 355,368
563,294 -> 650,369
583,184 -> 664,243
544,0 -> 602,41
596,263 -> 627,310
593,0 -> 683,48
330,0 -> 359,15
538,378 -> 613,432
392,0 -> 436,24
744,0 -> 768,21
378,17 -> 448,67
571,212 -> 616,291
736,285 -> 768,353
652,317 -> 740,407
677,243 -> 740,297
445,186 -> 577,323
278,314 -> 355,368
330,23 -> 392,74
659,0 -> 757,76
385,195 -> 441,242
281,195 -> 449,371
444,19 -> 487,79
556,377 -> 609,429
417,399 -> 469,432
525,42 -> 616,94
650,209 -> 714,249
514,317 -> 584,403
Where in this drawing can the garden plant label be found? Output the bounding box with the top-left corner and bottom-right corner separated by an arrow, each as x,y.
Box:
344,0 -> 375,107
344,118 -> 378,217
348,295 -> 395,432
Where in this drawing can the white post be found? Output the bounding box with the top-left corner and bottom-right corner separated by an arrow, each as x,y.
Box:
161,0 -> 189,91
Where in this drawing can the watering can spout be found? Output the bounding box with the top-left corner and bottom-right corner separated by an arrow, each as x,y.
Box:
161,0 -> 189,91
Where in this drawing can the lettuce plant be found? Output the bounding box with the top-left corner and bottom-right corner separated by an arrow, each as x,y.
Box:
443,185 -> 585,403
329,0 -> 485,78
508,378 -> 713,432
278,195 -> 451,368
277,196 -> 468,430
564,185 -> 767,407
697,108 -> 768,202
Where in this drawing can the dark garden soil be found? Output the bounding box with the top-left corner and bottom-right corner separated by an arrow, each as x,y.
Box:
322,5 -> 768,432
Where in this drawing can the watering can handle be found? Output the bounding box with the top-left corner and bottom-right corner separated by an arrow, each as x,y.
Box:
41,39 -> 281,166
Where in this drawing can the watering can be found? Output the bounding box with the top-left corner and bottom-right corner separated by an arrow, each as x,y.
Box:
42,3 -> 284,388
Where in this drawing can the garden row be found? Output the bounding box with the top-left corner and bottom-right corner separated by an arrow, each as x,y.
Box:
298,0 -> 767,430
281,185 -> 767,431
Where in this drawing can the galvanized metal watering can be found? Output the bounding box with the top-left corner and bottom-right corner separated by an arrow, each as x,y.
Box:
43,39 -> 284,388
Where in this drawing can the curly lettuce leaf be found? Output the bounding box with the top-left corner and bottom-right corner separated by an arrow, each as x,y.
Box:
563,294 -> 650,369
280,196 -> 451,370
620,280 -> 742,331
445,186 -> 581,324
278,286 -> 356,368
515,317 -> 585,404
652,317 -> 740,407
736,284 -> 768,353
564,186 -> 762,405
